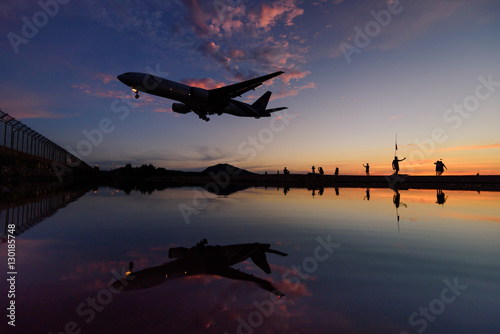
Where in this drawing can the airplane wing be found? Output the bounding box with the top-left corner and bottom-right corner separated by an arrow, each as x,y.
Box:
214,267 -> 285,296
210,71 -> 284,99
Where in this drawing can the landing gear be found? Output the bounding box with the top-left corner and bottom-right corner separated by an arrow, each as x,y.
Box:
132,88 -> 139,99
199,114 -> 210,122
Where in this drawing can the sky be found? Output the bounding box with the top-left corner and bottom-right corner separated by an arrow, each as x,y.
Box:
1,0 -> 500,175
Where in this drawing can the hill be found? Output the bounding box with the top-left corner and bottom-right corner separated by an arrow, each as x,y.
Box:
202,163 -> 257,176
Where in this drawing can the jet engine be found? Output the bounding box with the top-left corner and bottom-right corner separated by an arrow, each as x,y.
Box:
172,103 -> 191,114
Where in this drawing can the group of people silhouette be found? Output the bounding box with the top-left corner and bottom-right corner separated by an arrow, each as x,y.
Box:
311,166 -> 325,175
279,157 -> 448,176
434,159 -> 447,176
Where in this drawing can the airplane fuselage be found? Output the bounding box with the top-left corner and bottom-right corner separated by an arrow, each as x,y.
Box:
117,72 -> 265,119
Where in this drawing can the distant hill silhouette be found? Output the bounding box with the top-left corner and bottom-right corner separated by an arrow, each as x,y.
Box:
202,163 -> 257,176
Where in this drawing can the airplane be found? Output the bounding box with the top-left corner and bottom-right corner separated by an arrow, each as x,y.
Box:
110,239 -> 288,296
117,71 -> 287,121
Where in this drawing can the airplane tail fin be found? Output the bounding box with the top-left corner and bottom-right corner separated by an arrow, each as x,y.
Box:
252,91 -> 288,117
252,91 -> 272,112
251,246 -> 288,274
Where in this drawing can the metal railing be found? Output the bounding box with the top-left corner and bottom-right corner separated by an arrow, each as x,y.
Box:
0,109 -> 87,168
0,188 -> 90,243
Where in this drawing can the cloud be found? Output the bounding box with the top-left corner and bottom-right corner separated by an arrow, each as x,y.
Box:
180,77 -> 226,90
255,0 -> 305,30
272,81 -> 316,99
84,0 -> 311,98
118,146 -> 236,167
280,69 -> 311,84
180,0 -> 309,82
330,0 -> 489,57
72,83 -> 128,100
1,88 -> 69,119
437,143 -> 500,152
94,72 -> 115,84
85,0 -> 171,43
442,212 -> 500,224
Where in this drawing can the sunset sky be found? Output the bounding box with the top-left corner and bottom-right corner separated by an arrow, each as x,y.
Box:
2,0 -> 499,175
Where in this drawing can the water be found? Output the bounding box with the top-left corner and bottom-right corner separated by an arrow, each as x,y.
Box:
1,186 -> 499,334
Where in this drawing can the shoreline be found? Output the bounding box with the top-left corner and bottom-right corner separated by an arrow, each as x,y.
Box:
144,174 -> 500,192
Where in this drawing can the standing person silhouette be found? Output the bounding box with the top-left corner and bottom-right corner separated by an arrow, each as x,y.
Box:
311,166 -> 315,174
363,163 -> 370,175
392,156 -> 406,175
434,159 -> 447,176
318,167 -> 324,175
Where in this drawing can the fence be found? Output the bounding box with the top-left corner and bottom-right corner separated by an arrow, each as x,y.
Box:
0,109 -> 87,168
0,187 -> 90,243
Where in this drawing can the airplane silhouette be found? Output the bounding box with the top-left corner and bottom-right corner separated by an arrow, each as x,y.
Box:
110,239 -> 288,296
117,71 -> 287,121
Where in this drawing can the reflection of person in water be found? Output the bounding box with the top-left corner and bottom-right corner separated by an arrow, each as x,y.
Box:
283,187 -> 289,195
392,189 -> 407,209
392,156 -> 406,175
392,188 -> 407,227
364,188 -> 370,201
319,188 -> 324,196
363,163 -> 370,175
335,187 -> 339,196
436,189 -> 447,205
434,159 -> 447,176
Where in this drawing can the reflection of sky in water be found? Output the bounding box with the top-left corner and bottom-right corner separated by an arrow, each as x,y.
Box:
1,187 -> 500,333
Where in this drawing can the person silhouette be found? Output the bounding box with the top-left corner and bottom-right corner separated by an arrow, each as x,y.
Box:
311,166 -> 316,174
318,167 -> 324,175
363,163 -> 370,175
434,159 -> 447,176
334,167 -> 339,176
283,167 -> 289,175
392,156 -> 406,175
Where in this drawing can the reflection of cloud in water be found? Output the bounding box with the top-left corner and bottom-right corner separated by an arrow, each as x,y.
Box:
442,212 -> 500,224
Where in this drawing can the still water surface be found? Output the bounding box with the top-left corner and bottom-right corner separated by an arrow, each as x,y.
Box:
1,187 -> 499,334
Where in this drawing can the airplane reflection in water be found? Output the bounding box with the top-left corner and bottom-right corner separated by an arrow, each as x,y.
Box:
110,239 -> 287,296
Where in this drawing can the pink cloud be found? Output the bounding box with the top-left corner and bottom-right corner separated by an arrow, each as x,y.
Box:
280,69 -> 311,84
229,49 -> 245,59
1,89 -> 67,119
180,77 -> 227,90
72,83 -> 126,99
154,108 -> 170,113
94,72 -> 115,84
256,0 -> 304,30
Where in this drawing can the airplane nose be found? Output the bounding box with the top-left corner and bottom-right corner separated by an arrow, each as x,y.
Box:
117,74 -> 125,83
